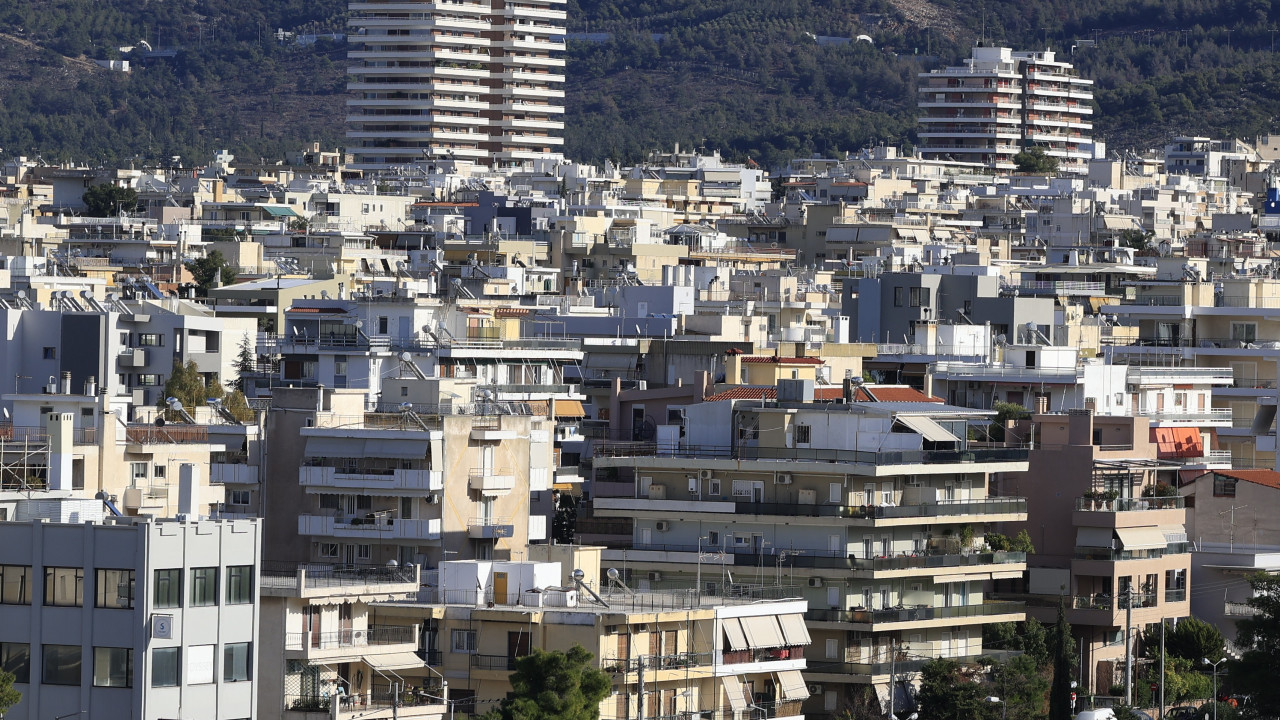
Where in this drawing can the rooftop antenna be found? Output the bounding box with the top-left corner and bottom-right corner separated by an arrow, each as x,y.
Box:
1220,504 -> 1249,552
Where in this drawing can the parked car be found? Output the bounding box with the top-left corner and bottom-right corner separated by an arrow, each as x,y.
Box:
1166,707 -> 1199,720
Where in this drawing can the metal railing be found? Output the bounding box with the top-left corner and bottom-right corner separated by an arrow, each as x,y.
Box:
261,562 -> 418,591
1073,544 -> 1186,561
1225,601 -> 1258,617
593,442 -> 1029,466
600,652 -> 717,673
805,601 -> 1024,625
605,497 -> 1027,521
471,654 -> 521,671
1165,588 -> 1187,603
1073,496 -> 1184,512
125,425 -> 209,444
285,625 -> 415,650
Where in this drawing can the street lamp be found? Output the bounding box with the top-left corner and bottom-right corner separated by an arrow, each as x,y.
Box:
986,696 -> 1006,720
1202,657 -> 1227,720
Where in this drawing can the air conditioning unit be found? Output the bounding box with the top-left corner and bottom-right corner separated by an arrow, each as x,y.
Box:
425,494 -> 440,504
807,684 -> 823,695
808,577 -> 824,587
776,473 -> 793,485
700,469 -> 715,480
648,571 -> 662,582
352,629 -> 368,644
656,521 -> 670,532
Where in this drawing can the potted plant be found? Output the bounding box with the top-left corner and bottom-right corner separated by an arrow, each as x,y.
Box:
1100,490 -> 1120,510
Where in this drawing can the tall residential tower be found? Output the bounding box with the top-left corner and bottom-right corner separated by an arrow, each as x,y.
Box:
346,0 -> 566,171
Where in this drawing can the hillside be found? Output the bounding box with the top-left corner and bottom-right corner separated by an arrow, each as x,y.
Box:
2,0 -> 1280,168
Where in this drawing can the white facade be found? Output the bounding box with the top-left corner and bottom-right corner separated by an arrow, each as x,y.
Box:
0,507 -> 262,720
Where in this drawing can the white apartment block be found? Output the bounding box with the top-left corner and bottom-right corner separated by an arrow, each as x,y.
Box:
918,46 -> 1095,174
346,0 -> 567,171
0,498 -> 262,720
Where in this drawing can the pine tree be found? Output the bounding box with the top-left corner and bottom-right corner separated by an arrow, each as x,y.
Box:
1049,598 -> 1075,720
233,333 -> 255,392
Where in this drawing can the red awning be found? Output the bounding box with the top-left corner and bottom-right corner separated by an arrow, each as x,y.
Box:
1151,427 -> 1202,459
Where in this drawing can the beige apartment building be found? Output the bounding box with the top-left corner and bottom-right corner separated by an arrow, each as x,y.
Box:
999,410 -> 1191,695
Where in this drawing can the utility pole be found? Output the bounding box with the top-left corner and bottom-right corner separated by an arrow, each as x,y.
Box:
1159,621 -> 1166,720
889,639 -> 897,720
1124,588 -> 1134,706
637,655 -> 645,720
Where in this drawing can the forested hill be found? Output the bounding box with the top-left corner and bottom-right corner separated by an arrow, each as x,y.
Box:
5,0 -> 1280,168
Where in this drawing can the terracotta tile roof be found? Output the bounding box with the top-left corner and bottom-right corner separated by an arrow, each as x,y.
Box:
705,387 -> 776,402
852,385 -> 944,403
741,356 -> 825,365
494,307 -> 532,318
1211,469 -> 1280,489
813,388 -> 845,401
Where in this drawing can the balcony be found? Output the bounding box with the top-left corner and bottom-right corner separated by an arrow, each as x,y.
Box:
467,516 -> 514,539
298,514 -> 443,542
592,442 -> 1029,467
285,625 -> 417,660
1073,542 -> 1188,561
471,654 -> 522,671
1135,408 -> 1233,425
1225,601 -> 1258,617
592,497 -> 1027,524
285,690 -> 444,720
125,424 -> 209,444
1072,497 -> 1184,512
805,601 -> 1025,627
600,652 -> 716,673
1165,588 -> 1187,603
468,468 -> 515,494
720,647 -> 804,665
211,458 -> 260,485
261,562 -> 420,599
300,465 -> 442,492
1018,280 -> 1108,295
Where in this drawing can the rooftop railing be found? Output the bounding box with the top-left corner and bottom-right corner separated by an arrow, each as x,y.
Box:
805,600 -> 1024,625
593,442 -> 1029,467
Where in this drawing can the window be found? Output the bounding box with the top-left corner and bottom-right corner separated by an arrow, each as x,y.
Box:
229,490 -> 251,506
1213,475 -> 1238,497
137,374 -> 161,386
154,464 -> 166,479
794,424 -> 812,445
909,287 -> 930,307
318,543 -> 339,559
93,647 -> 132,688
44,567 -> 84,607
893,287 -> 905,307
42,644 -> 82,685
223,643 -> 252,682
43,347 -> 56,359
188,645 -> 215,685
95,569 -> 135,609
0,642 -> 30,683
131,462 -> 148,482
451,629 -> 477,653
138,334 -> 164,347
226,566 -> 253,605
154,569 -> 181,608
0,565 -> 32,605
151,647 -> 179,687
191,567 -> 218,606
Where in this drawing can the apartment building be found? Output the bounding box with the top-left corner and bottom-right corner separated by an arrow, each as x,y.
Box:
369,553 -> 810,720
998,411 -> 1191,695
918,46 -> 1095,174
0,496 -> 262,720
346,0 -> 567,170
263,387 -> 552,570
587,380 -> 1030,716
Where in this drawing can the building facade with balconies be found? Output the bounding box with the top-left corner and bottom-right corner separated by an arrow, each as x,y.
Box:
998,411 -> 1191,696
587,383 -> 1030,717
346,0 -> 566,171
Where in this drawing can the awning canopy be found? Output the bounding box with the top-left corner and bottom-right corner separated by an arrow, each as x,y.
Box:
364,438 -> 430,460
1151,427 -> 1202,459
1075,527 -> 1114,548
553,399 -> 587,418
722,618 -> 748,651
895,415 -> 960,443
260,204 -> 300,217
721,676 -> 750,712
363,652 -> 426,671
777,614 -> 811,646
776,670 -> 810,701
739,616 -> 786,649
1115,526 -> 1169,551
304,437 -> 365,458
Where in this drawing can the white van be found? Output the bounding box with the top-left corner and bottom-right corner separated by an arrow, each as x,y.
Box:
1074,711 -> 1116,720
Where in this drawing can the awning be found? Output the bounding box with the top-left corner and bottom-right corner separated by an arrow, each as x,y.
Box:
553,399 -> 587,418
1115,527 -> 1169,551
526,400 -> 550,416
895,415 -> 960,443
1075,527 -> 1114,548
304,437 -> 365,458
722,676 -> 750,712
1151,427 -> 1202,459
722,618 -> 748,651
777,614 -> 811,646
363,652 -> 426,671
260,204 -> 300,217
776,670 -> 810,701
364,439 -> 430,460
1253,405 -> 1277,435
739,616 -> 786,649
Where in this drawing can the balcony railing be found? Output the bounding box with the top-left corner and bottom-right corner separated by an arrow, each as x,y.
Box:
261,562 -> 418,592
1073,543 -> 1187,561
1165,588 -> 1187,603
471,654 -> 522,671
285,625 -> 416,650
125,425 -> 209,444
805,601 -> 1024,625
1225,601 -> 1258,617
593,442 -> 1029,467
600,652 -> 716,672
721,647 -> 804,665
1073,496 -> 1184,512
625,544 -> 1025,572
614,497 -> 1028,521
1071,593 -> 1157,611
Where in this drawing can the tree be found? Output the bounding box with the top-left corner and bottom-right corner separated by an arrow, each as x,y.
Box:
1229,573 -> 1280,710
1048,599 -> 1075,720
991,654 -> 1050,720
916,658 -> 994,720
483,645 -> 611,720
989,402 -> 1030,441
82,183 -> 140,216
985,530 -> 1036,555
0,668 -> 20,716
234,333 -> 256,392
185,250 -> 237,294
1143,618 -> 1225,663
1012,146 -> 1059,174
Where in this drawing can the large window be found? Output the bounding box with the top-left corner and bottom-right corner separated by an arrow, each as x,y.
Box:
190,567 -> 218,607
1213,475 -> 1238,497
151,648 -> 179,687
226,565 -> 253,605
188,645 -> 215,685
223,643 -> 252,682
451,630 -> 477,654
42,644 -> 82,685
44,567 -> 84,607
154,569 -> 181,608
95,569 -> 135,609
93,647 -> 133,688
0,565 -> 31,605
0,642 -> 30,683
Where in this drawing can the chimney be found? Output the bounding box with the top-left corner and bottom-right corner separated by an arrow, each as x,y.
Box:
84,375 -> 97,397
724,350 -> 744,386
178,464 -> 201,520
45,412 -> 74,491
59,371 -> 72,395
1035,395 -> 1049,414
